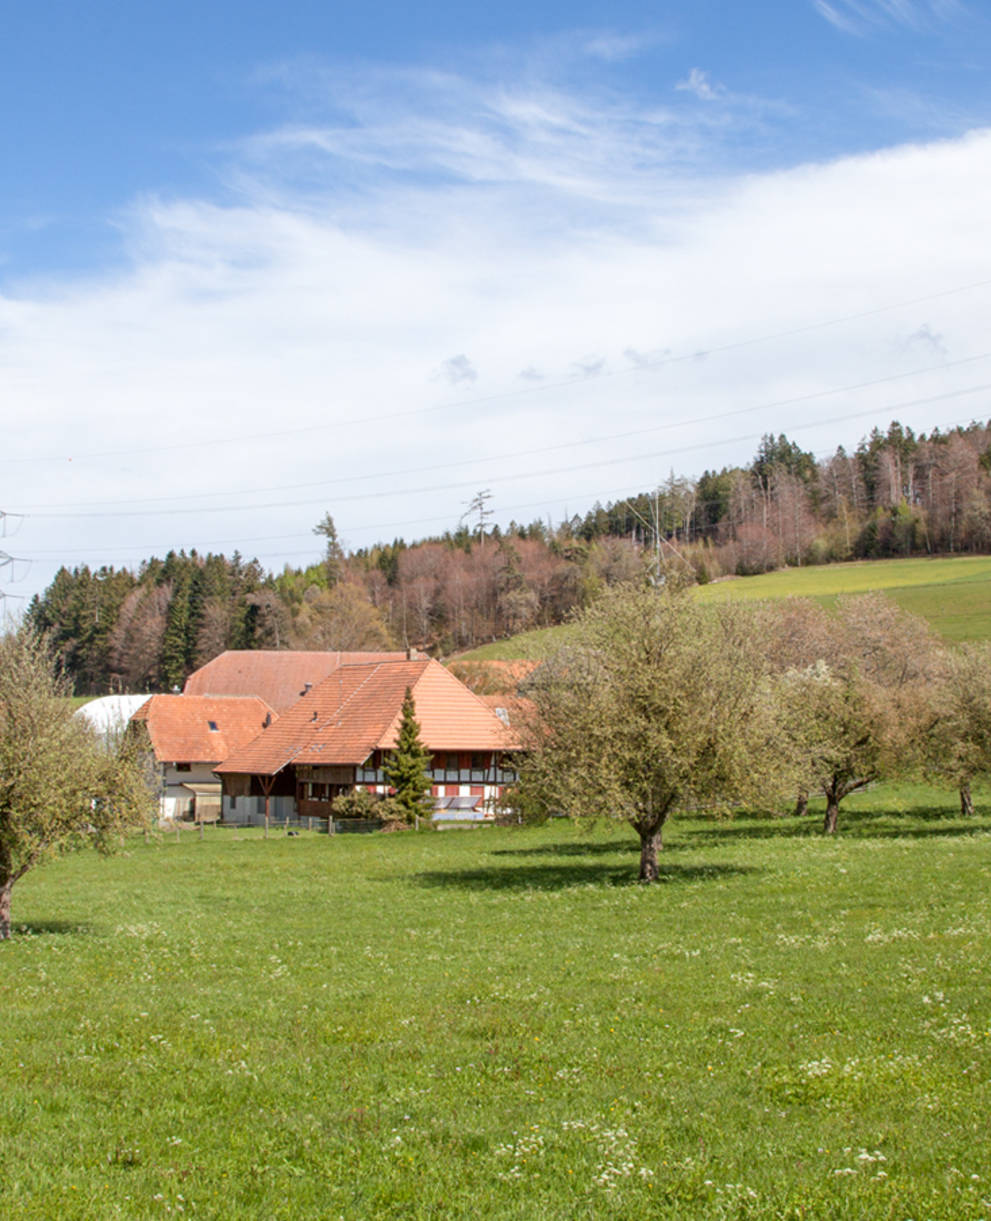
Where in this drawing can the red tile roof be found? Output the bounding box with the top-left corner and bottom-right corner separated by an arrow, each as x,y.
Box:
183,650 -> 416,713
131,695 -> 275,764
217,659 -> 519,778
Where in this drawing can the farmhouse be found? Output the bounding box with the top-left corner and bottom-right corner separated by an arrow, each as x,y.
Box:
131,694 -> 276,823
215,657 -> 520,826
183,649 -> 420,714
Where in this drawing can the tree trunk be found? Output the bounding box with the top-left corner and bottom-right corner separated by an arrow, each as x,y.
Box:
960,783 -> 975,817
794,789 -> 808,818
823,798 -> 839,834
637,824 -> 664,882
0,880 -> 12,941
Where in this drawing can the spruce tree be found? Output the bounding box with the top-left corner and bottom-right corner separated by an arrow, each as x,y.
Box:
383,687 -> 434,823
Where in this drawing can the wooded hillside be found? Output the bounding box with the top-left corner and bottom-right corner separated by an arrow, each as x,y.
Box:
29,417 -> 991,694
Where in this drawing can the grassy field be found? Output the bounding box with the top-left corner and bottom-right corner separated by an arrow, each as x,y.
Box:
694,554 -> 991,642
3,788 -> 991,1219
458,555 -> 991,660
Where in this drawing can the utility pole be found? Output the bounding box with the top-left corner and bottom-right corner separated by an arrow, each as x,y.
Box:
0,512 -> 28,620
462,489 -> 493,547
617,490 -> 692,585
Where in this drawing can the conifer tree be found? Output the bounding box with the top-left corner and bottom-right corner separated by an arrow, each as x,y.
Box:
383,687 -> 434,823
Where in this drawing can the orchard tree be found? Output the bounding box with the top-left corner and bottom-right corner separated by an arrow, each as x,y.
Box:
924,641 -> 991,816
383,687 -> 434,824
516,583 -> 790,881
0,628 -> 153,939
773,594 -> 940,833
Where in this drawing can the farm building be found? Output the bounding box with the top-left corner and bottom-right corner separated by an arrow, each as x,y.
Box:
131,694 -> 276,823
183,649 -> 421,714
215,658 -> 520,827
76,693 -> 155,742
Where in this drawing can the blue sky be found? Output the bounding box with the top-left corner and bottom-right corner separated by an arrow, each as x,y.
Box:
2,0 -> 991,603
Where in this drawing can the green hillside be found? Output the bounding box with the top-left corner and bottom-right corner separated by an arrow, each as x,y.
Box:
456,555 -> 991,660
696,554 -> 991,641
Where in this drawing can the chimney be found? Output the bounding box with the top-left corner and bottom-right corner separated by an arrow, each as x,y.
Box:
302,682 -> 312,696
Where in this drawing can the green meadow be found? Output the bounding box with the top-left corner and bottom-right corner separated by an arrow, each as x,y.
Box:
3,792 -> 991,1219
694,554 -> 991,642
459,555 -> 991,660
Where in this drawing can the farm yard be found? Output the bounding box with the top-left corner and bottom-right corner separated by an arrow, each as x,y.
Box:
2,791 -> 991,1219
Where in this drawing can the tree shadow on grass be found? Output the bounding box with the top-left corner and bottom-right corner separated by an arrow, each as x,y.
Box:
681,808 -> 991,845
489,839 -> 641,859
413,861 -> 759,892
679,820 -> 821,845
10,919 -> 94,938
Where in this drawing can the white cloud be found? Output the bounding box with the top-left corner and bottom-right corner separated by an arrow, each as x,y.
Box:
812,0 -> 967,34
2,60 -> 991,602
906,323 -> 948,357
582,32 -> 653,62
675,68 -> 724,101
437,354 -> 479,385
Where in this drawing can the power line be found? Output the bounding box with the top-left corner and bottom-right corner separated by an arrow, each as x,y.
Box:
22,380 -> 991,520
4,274 -> 991,468
0,514 -> 30,605
20,409 -> 989,563
16,347 -> 991,512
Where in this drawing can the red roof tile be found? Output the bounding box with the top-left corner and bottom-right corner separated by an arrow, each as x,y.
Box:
131,695 -> 275,764
183,650 -> 416,713
217,659 -> 518,778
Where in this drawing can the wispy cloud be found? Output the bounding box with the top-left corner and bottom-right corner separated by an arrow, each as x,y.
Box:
3,47 -> 991,600
581,32 -> 654,62
437,354 -> 479,385
906,323 -> 948,357
237,49 -> 787,230
675,68 -> 725,101
812,0 -> 967,35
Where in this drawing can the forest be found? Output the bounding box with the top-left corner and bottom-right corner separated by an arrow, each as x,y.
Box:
26,416 -> 991,694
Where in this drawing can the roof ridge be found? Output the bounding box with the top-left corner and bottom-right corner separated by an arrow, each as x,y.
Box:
417,657 -> 513,720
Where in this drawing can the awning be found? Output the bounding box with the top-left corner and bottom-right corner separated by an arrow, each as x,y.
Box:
180,782 -> 222,822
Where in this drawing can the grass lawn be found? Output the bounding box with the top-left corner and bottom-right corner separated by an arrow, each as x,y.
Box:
2,788 -> 991,1218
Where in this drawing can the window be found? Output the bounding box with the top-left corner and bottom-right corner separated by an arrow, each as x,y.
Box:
208,721 -> 219,732
175,763 -> 191,773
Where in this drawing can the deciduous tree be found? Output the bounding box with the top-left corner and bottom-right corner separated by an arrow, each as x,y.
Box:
924,641 -> 991,815
0,628 -> 153,939
773,594 -> 939,833
516,584 -> 789,881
